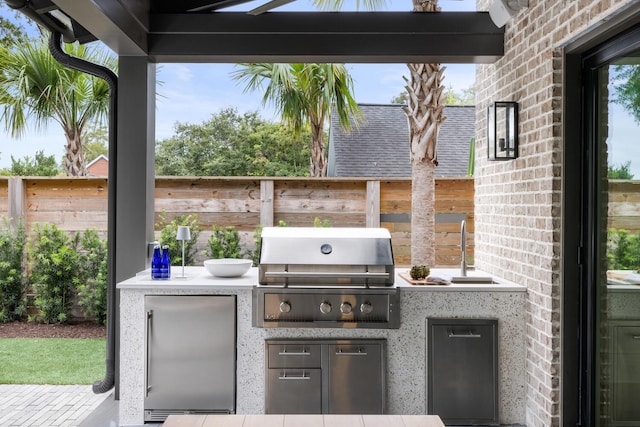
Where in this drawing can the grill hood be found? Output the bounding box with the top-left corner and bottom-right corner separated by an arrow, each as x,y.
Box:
258,227 -> 395,287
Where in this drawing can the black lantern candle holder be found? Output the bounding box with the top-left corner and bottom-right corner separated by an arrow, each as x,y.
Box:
487,101 -> 518,160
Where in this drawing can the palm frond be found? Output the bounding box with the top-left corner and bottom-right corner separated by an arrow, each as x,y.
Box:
0,35 -> 116,140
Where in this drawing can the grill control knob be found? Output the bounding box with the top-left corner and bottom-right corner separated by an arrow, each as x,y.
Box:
360,302 -> 373,314
340,302 -> 353,314
279,301 -> 291,313
320,302 -> 332,314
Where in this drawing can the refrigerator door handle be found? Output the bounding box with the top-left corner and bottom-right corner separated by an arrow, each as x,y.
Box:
146,310 -> 153,397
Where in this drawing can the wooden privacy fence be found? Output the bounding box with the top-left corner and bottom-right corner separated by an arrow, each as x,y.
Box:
0,176 -> 475,267
608,180 -> 640,232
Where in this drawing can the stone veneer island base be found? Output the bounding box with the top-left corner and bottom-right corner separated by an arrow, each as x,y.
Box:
117,267 -> 526,426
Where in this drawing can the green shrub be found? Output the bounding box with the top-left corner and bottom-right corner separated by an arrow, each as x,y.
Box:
29,224 -> 79,324
207,225 -> 243,259
313,217 -> 330,227
607,229 -> 640,271
0,218 -> 26,322
76,229 -> 108,325
156,211 -> 201,266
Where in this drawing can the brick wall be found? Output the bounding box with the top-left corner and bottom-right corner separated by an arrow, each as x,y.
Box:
474,1 -> 634,426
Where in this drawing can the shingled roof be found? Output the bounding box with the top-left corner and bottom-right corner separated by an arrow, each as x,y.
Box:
328,104 -> 475,177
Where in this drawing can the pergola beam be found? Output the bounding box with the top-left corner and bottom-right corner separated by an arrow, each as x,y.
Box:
149,12 -> 504,63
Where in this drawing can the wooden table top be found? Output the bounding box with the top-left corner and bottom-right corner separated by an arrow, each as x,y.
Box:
162,414 -> 445,427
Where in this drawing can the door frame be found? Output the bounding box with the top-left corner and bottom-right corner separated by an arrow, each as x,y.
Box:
563,6 -> 640,426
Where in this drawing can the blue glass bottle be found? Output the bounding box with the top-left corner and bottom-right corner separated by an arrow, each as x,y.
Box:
161,245 -> 171,279
151,244 -> 162,280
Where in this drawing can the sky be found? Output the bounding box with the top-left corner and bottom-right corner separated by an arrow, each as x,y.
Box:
0,0 -> 477,168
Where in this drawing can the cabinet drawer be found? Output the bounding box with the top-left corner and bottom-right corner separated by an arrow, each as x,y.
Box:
268,343 -> 321,368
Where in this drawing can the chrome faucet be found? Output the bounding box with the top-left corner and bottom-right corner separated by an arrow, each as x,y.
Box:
460,219 -> 467,276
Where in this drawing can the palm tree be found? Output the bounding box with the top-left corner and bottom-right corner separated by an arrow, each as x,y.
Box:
0,36 -> 116,176
232,63 -> 362,177
314,0 -> 447,266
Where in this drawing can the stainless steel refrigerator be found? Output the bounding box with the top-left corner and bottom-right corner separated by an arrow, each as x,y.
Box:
144,295 -> 236,422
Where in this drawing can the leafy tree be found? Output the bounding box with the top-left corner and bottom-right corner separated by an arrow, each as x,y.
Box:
390,91 -> 408,104
156,108 -> 310,176
442,85 -> 475,105
0,3 -> 32,46
612,65 -> 640,125
0,35 -> 116,176
245,122 -> 311,176
0,150 -> 59,176
83,123 -> 109,163
608,161 -> 634,180
232,63 -> 362,177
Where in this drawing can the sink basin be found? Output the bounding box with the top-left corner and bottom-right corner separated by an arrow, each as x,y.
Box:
450,276 -> 497,284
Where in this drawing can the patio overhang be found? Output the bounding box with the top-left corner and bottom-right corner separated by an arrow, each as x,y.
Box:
147,12 -> 504,63
49,0 -> 503,63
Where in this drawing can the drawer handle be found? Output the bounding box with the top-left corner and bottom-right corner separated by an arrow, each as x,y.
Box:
278,349 -> 310,356
449,331 -> 481,338
279,372 -> 311,380
336,348 -> 368,356
633,335 -> 640,340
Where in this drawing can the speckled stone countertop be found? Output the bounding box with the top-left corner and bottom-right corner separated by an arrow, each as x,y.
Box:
395,268 -> 525,292
117,266 -> 525,292
117,265 -> 257,289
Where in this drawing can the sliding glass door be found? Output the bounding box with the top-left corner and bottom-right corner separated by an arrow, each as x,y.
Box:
583,25 -> 640,427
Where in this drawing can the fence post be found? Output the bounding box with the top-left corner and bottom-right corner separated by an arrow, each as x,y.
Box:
366,180 -> 381,228
8,177 -> 26,229
261,179 -> 274,227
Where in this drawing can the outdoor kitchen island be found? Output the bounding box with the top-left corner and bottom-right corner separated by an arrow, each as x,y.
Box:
117,266 -> 526,426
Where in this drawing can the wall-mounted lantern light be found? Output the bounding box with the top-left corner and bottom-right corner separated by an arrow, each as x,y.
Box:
487,101 -> 518,161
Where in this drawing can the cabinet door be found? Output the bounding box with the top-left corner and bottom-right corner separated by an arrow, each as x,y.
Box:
144,296 -> 236,412
427,319 -> 498,425
327,343 -> 384,414
610,323 -> 640,425
266,368 -> 322,414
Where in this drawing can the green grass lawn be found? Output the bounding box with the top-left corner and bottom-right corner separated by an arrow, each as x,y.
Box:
0,338 -> 106,384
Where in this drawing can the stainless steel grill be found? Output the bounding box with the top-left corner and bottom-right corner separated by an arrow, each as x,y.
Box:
252,227 -> 400,329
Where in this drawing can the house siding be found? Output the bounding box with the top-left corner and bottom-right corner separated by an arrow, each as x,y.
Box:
474,1 -> 635,427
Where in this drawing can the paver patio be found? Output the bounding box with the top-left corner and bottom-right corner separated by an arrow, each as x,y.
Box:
0,384 -> 110,427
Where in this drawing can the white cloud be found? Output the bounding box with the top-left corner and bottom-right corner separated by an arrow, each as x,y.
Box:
168,64 -> 194,82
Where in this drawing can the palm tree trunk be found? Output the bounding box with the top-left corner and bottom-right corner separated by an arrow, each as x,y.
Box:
405,0 -> 446,266
310,122 -> 327,177
64,130 -> 87,176
411,158 -> 436,264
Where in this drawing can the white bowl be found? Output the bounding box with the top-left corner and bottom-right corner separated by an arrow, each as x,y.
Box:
204,258 -> 252,278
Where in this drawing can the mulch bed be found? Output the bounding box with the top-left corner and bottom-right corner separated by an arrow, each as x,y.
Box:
0,321 -> 107,339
